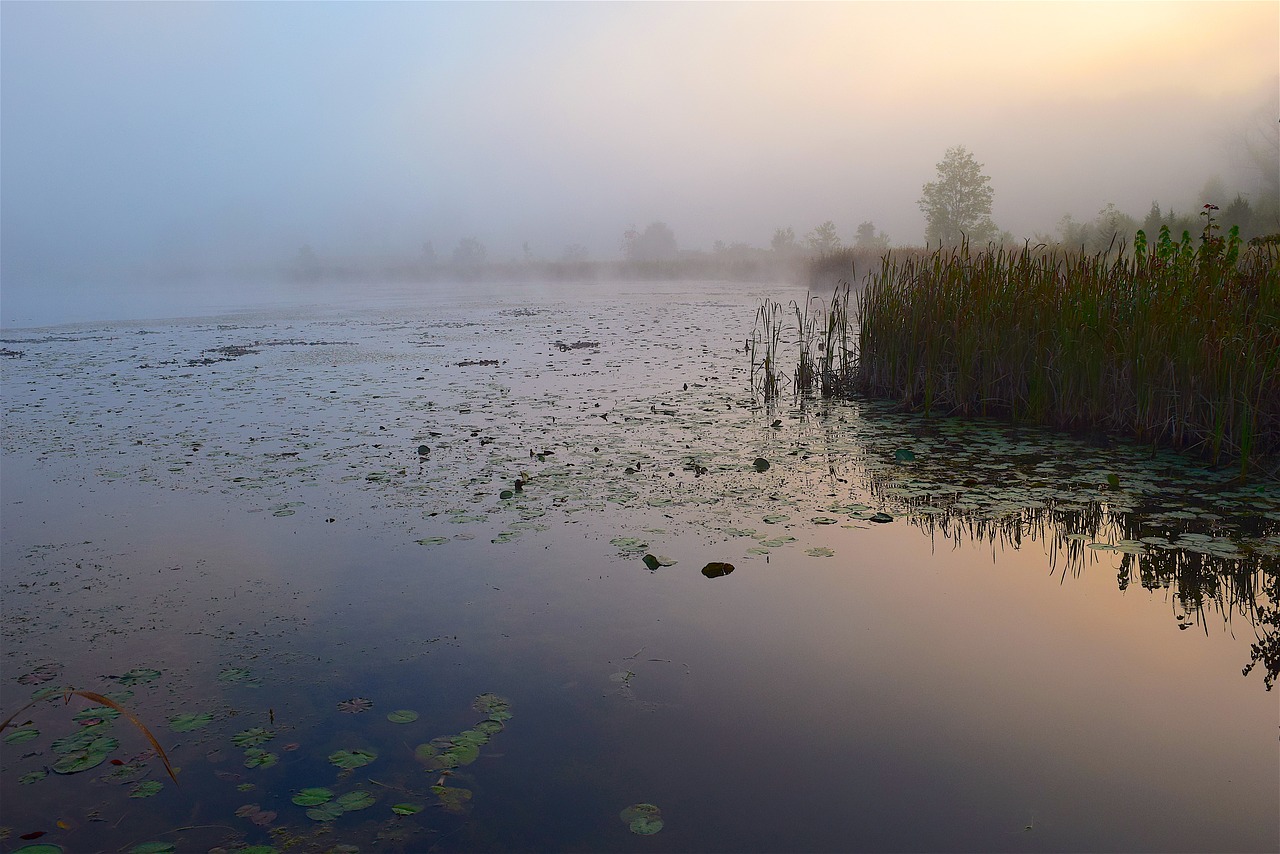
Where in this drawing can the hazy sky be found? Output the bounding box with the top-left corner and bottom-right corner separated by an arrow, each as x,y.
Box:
2,1 -> 1277,285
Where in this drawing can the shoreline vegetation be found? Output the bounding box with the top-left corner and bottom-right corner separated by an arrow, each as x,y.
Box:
757,220 -> 1280,478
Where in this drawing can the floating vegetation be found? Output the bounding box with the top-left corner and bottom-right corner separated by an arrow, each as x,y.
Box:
167,712 -> 213,732
328,749 -> 377,770
336,697 -> 373,714
619,802 -> 664,835
701,562 -> 735,579
386,709 -> 419,724
231,727 -> 275,748
641,553 -> 677,570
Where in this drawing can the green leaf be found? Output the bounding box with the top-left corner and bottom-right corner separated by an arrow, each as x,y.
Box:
292,787 -> 334,806
19,769 -> 47,784
129,843 -> 175,854
415,536 -> 449,546
243,748 -> 278,768
753,457 -> 770,472
168,712 -> 213,732
334,790 -> 376,811
231,727 -> 274,748
392,802 -> 424,816
620,802 -> 664,835
610,536 -> 649,552
52,736 -> 117,774
431,784 -> 473,813
894,449 -> 916,463
117,667 -> 161,686
472,692 -> 513,722
386,709 -> 419,724
328,748 -> 377,770
12,846 -> 65,854
129,780 -> 164,798
306,802 -> 345,821
3,727 -> 39,745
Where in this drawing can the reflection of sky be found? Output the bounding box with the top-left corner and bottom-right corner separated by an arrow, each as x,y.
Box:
2,283 -> 1275,851
2,1 -> 1277,301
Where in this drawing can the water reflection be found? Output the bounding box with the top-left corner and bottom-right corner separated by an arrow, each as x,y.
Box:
793,395 -> 1280,690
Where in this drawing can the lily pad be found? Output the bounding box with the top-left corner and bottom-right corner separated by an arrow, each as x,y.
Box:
13,846 -> 65,854
762,514 -> 789,524
806,547 -> 836,557
701,562 -> 735,579
869,512 -> 893,523
231,727 -> 274,748
610,536 -> 649,552
336,697 -> 373,714
329,748 -> 377,770
3,727 -> 39,745
129,844 -> 175,854
392,802 -> 424,816
620,802 -> 664,835
334,790 -> 376,811
641,553 -> 677,570
168,712 -> 214,733
243,748 -> 278,769
217,667 -> 258,685
117,667 -> 161,687
415,536 -> 449,546
16,663 -> 61,685
292,787 -> 334,807
473,692 -> 513,722
52,735 -> 117,774
18,770 -> 47,784
894,449 -> 916,463
129,780 -> 163,798
386,709 -> 419,724
753,457 -> 770,472
306,802 -> 345,822
431,784 -> 473,813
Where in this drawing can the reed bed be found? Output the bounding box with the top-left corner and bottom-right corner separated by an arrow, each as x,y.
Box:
847,227 -> 1279,471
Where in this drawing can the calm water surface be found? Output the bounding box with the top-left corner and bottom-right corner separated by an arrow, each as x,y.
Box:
2,280 -> 1276,853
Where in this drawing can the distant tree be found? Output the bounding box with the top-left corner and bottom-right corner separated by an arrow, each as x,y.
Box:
918,145 -> 997,245
452,237 -> 487,266
295,244 -> 321,282
852,221 -> 890,251
1222,193 -> 1256,240
806,220 -> 841,255
628,221 -> 678,261
1059,203 -> 1138,254
522,241 -> 535,262
421,240 -> 437,266
1142,202 -> 1163,238
559,244 -> 590,262
1198,176 -> 1227,207
770,226 -> 799,253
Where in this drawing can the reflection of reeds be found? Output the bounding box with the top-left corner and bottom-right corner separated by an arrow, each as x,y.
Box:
793,295 -> 821,395
848,235 -> 1278,473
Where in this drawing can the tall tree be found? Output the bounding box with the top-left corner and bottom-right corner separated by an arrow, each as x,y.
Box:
452,237 -> 486,266
853,221 -> 890,251
770,226 -> 798,253
805,221 -> 841,255
628,222 -> 678,261
918,145 -> 997,245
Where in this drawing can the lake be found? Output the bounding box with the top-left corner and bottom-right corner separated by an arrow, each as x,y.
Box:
2,279 -> 1276,853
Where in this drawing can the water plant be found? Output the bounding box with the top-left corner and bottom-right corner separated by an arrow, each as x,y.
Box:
844,225 -> 1278,473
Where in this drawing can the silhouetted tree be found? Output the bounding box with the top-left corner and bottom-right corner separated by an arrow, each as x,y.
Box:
919,145 -> 997,245
421,240 -> 437,265
560,244 -> 590,262
294,244 -> 321,282
1222,193 -> 1256,240
853,221 -> 890,251
628,222 -> 678,261
452,237 -> 486,266
770,226 -> 798,253
806,221 -> 841,255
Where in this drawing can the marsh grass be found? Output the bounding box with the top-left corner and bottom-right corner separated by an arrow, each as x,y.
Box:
750,300 -> 784,402
847,226 -> 1279,472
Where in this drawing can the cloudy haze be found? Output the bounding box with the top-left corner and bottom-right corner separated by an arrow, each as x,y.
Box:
2,1 -> 1277,319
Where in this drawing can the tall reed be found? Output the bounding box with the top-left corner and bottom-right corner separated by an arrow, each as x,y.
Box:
849,224 -> 1279,472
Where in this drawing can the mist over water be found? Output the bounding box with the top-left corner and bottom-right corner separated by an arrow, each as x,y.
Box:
2,2 -> 1277,328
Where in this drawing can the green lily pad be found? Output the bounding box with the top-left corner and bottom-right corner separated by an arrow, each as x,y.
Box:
499,489 -> 515,500
334,790 -> 376,811
753,457 -> 770,472
762,514 -> 789,524
231,727 -> 274,748
129,843 -> 175,854
12,846 -> 65,854
444,741 -> 480,766
894,449 -> 916,463
168,712 -> 213,733
431,784 -> 473,813
329,748 -> 377,770
72,705 -> 120,724
387,709 -> 419,724
701,562 -> 735,579
610,536 -> 649,552
3,727 -> 39,745
1107,472 -> 1121,489
392,802 -> 425,816
239,848 -> 278,854
806,547 -> 836,557
474,719 -> 504,736
641,553 -> 677,570
117,667 -> 161,686
620,802 -> 664,835
810,516 -> 839,525
18,769 -> 47,784
415,536 -> 449,546
218,667 -> 258,685
243,748 -> 278,768
52,728 -> 114,754
52,735 -> 118,774
413,743 -> 438,762
869,512 -> 893,523
292,787 -> 334,806
306,802 -> 345,822
473,692 -> 512,722
129,780 -> 164,798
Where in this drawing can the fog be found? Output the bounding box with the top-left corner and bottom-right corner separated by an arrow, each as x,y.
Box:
2,1 -> 1277,326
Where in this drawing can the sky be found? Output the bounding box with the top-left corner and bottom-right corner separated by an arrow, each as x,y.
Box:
2,1 -> 1277,298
